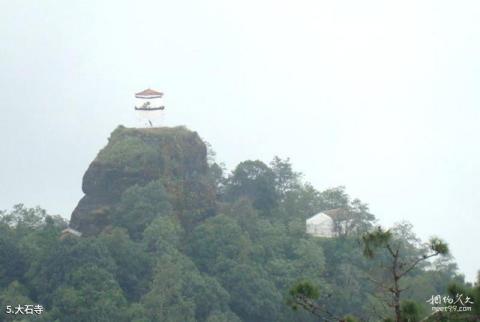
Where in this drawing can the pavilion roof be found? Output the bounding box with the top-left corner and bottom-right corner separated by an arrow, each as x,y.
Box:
135,88 -> 163,98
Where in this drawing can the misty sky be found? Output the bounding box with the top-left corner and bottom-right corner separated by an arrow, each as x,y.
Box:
1,1 -> 479,282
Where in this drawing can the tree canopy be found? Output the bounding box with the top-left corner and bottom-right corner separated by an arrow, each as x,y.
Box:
0,155 -> 473,322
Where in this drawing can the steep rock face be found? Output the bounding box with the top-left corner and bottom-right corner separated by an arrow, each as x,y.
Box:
70,125 -> 215,235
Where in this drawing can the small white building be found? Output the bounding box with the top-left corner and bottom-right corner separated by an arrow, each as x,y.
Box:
306,212 -> 335,237
60,227 -> 82,240
306,208 -> 347,238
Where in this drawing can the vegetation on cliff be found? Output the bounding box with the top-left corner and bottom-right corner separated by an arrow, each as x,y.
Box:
0,126 -> 477,321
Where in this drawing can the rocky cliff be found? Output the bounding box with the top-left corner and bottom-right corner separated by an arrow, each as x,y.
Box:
69,125 -> 216,235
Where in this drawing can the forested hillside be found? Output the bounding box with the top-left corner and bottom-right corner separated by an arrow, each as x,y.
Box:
0,126 -> 477,321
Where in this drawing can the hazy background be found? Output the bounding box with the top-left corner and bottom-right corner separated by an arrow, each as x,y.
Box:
1,1 -> 478,282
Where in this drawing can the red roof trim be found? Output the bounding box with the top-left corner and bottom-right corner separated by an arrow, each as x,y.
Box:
135,88 -> 163,97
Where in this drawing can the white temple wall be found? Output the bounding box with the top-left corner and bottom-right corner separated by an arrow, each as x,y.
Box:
306,213 -> 336,238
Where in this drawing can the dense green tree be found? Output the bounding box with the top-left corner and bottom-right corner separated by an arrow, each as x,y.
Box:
205,310 -> 242,322
142,251 -> 231,322
114,180 -> 172,239
0,205 -> 67,291
219,263 -> 282,322
270,156 -> 302,197
99,228 -> 153,300
30,237 -> 117,305
143,215 -> 185,254
208,162 -> 226,195
399,300 -> 423,322
0,204 -> 49,231
318,238 -> 375,319
319,186 -> 350,210
225,160 -> 278,212
186,214 -> 252,274
141,259 -> 196,322
0,234 -> 26,289
0,281 -> 35,321
50,265 -> 127,322
122,303 -> 149,322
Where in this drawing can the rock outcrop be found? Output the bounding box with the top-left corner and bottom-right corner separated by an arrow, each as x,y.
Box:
70,125 -> 216,235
